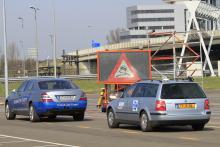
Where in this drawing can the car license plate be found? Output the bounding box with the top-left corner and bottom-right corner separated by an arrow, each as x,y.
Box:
177,103 -> 196,109
58,95 -> 76,101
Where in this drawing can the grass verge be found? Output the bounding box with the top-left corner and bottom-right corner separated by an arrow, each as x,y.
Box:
0,77 -> 220,98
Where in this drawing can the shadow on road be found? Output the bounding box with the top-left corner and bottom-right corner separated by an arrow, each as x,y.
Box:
15,117 -> 93,123
119,124 -> 214,132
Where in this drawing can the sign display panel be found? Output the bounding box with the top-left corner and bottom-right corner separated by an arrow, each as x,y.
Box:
97,50 -> 151,84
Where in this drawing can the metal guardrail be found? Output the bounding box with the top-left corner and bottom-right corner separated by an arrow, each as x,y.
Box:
0,74 -> 98,82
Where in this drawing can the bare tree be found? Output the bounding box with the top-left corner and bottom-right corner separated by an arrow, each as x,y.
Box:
6,42 -> 22,76
106,28 -> 126,44
7,42 -> 20,61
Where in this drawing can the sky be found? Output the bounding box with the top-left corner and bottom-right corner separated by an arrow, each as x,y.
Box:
0,0 -> 163,60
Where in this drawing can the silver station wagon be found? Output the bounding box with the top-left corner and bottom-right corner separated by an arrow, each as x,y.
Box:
107,80 -> 211,132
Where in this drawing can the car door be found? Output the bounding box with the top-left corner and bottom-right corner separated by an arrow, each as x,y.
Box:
20,80 -> 34,114
14,81 -> 28,113
115,84 -> 136,121
7,90 -> 18,112
126,84 -> 144,122
128,83 -> 160,122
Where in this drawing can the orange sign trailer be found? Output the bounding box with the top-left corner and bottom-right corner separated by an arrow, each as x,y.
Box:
96,49 -> 152,112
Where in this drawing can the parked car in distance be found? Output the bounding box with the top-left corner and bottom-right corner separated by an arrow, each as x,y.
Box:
107,80 -> 211,132
5,78 -> 87,122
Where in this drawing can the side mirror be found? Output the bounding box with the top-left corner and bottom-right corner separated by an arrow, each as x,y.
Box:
11,89 -> 16,94
109,91 -> 123,100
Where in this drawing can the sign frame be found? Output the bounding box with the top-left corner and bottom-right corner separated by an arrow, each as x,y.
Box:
96,49 -> 152,84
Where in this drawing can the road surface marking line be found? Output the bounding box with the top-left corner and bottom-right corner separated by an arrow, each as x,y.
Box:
207,126 -> 220,129
179,137 -> 199,141
77,125 -> 90,129
122,130 -> 139,134
0,140 -> 29,144
0,134 -> 79,147
33,145 -> 58,147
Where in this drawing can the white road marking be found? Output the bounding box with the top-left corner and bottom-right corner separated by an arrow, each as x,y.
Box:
0,134 -> 79,147
0,140 -> 29,144
122,130 -> 139,134
179,137 -> 199,141
207,126 -> 220,129
33,145 -> 58,147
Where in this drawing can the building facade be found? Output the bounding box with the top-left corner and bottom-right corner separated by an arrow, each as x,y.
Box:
120,0 -> 220,42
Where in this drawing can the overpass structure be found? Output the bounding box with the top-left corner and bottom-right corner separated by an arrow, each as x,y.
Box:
64,0 -> 220,76
67,30 -> 220,61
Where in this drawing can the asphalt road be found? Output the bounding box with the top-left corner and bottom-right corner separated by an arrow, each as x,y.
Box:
0,90 -> 220,147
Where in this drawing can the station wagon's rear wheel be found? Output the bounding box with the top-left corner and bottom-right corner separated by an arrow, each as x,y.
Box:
29,104 -> 40,122
192,124 -> 205,131
140,111 -> 152,132
5,103 -> 16,120
107,109 -> 119,128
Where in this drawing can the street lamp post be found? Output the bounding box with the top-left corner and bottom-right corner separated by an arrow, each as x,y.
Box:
18,17 -> 26,77
30,6 -> 40,77
48,33 -> 53,71
2,0 -> 9,97
52,0 -> 57,78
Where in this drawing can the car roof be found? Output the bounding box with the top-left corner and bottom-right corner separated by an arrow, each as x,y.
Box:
26,78 -> 69,82
137,79 -> 195,84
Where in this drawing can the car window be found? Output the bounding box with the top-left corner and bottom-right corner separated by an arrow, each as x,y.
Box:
161,83 -> 206,99
133,83 -> 159,97
24,81 -> 34,91
38,80 -> 76,90
17,81 -> 28,92
123,84 -> 136,98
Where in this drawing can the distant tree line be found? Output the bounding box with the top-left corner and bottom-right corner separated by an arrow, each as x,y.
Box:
0,42 -> 36,77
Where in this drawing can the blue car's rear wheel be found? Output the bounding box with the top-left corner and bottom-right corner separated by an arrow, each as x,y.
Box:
5,103 -> 16,120
29,104 -> 40,122
48,115 -> 57,119
73,112 -> 84,121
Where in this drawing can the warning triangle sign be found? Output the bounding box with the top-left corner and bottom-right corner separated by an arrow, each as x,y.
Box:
108,53 -> 140,83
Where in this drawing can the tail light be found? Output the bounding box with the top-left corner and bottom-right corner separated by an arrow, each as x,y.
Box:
79,92 -> 87,101
79,97 -> 87,101
155,100 -> 166,111
204,99 -> 210,110
40,92 -> 54,103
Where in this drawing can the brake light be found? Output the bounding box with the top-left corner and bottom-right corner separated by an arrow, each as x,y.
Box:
204,99 -> 210,110
155,100 -> 166,111
40,92 -> 54,102
79,92 -> 87,101
79,97 -> 87,101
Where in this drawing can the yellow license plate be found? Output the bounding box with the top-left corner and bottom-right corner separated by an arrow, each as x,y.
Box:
178,103 -> 196,109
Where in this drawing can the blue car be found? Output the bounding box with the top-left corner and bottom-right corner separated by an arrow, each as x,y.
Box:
5,78 -> 87,122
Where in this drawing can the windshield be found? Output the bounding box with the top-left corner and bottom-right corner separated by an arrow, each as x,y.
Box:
38,80 -> 76,90
161,83 -> 206,99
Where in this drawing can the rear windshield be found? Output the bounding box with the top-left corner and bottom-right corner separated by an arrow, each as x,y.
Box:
161,83 -> 206,99
38,80 -> 76,90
